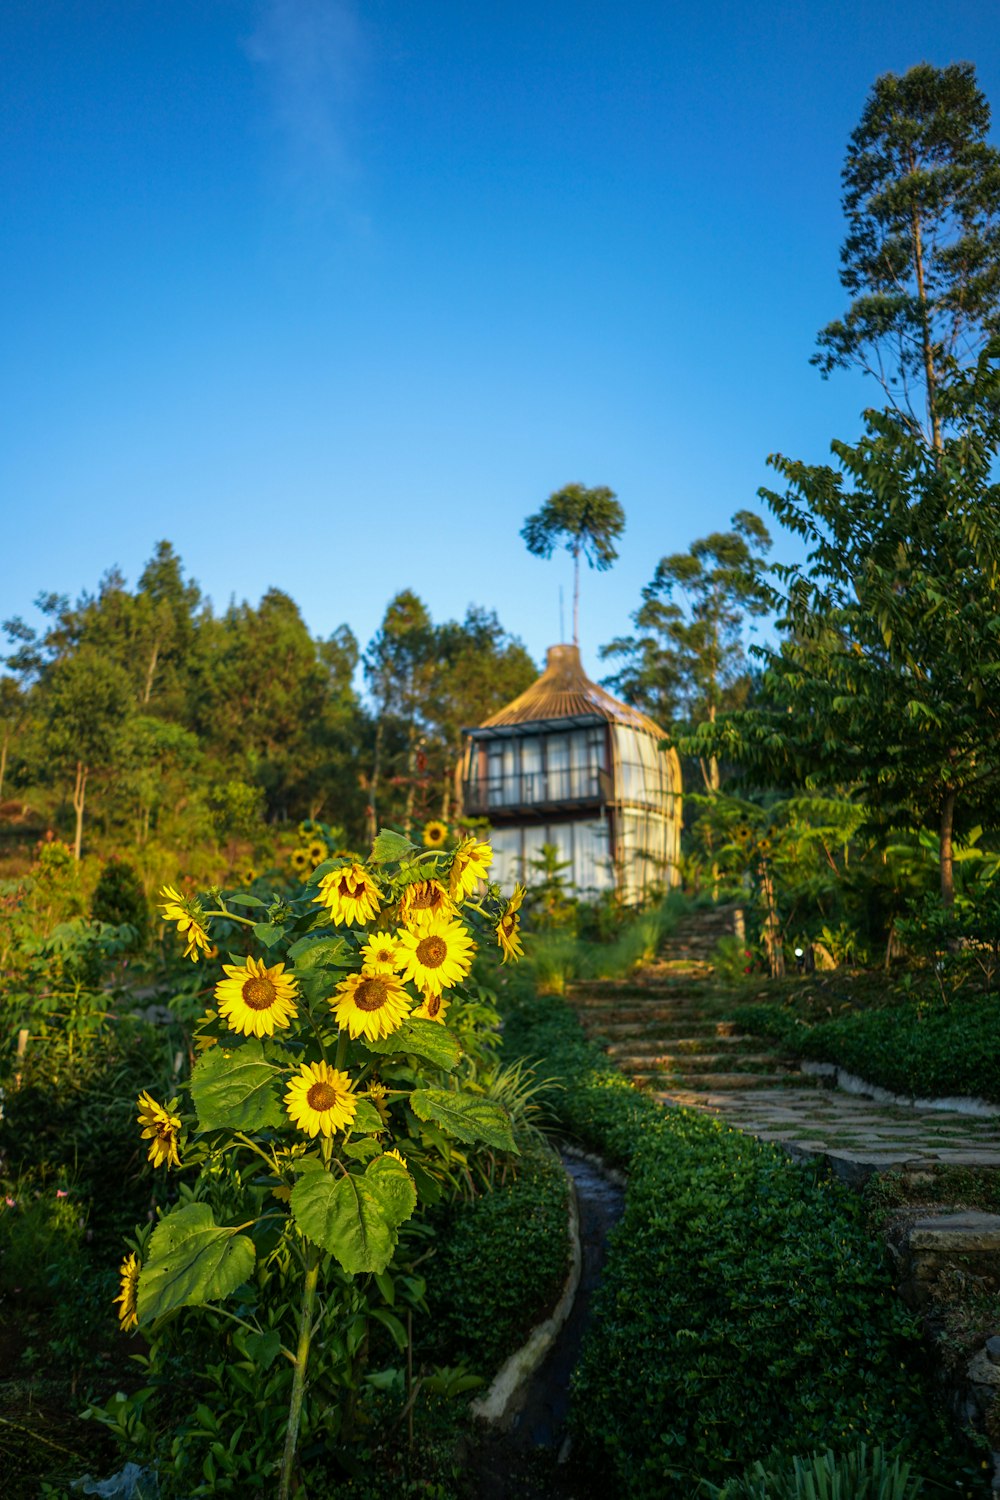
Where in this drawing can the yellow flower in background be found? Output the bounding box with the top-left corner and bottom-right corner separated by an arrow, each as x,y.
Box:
214,955 -> 299,1037
496,882 -> 526,963
137,1091 -> 182,1169
396,916 -> 475,996
114,1252 -> 140,1331
158,885 -> 212,963
422,819 -> 449,849
307,839 -> 327,866
412,990 -> 449,1024
360,932 -> 403,973
332,971 -> 411,1041
449,836 -> 492,901
297,820 -> 312,840
314,863 -> 383,927
240,867 -> 257,885
284,1061 -> 357,1138
290,848 -> 312,874
398,878 -> 454,930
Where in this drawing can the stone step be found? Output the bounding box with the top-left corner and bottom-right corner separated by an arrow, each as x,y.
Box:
602,1034 -> 761,1056
610,1051 -> 787,1072
631,1070 -> 815,1091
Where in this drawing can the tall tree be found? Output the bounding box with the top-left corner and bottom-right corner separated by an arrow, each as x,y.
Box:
813,62 -> 1000,452
602,511 -> 771,791
521,483 -> 625,647
363,592 -> 437,838
691,352 -> 1000,906
38,648 -> 133,859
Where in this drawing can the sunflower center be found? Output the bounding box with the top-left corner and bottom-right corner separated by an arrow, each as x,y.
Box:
425,994 -> 442,1017
242,976 -> 278,1010
410,887 -> 435,910
376,947 -> 393,963
416,935 -> 447,968
306,1081 -> 340,1112
355,976 -> 390,1012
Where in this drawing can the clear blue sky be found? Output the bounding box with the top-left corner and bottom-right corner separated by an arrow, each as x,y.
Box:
3,1 -> 998,679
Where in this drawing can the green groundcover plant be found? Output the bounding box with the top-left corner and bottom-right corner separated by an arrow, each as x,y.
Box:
500,991 -> 990,1497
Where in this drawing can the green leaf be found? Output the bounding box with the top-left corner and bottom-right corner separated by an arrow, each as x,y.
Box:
137,1204 -> 256,1323
252,922 -> 284,947
190,1039 -> 285,1133
410,1089 -> 517,1152
352,1099 -> 385,1134
364,1019 -> 461,1072
370,828 -> 418,864
370,1306 -> 408,1351
290,1156 -> 417,1274
287,935 -> 349,969
226,894 -> 266,910
344,1137 -> 383,1161
237,1328 -> 282,1369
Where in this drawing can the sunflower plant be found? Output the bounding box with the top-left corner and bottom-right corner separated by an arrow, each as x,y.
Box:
117,827 -> 525,1498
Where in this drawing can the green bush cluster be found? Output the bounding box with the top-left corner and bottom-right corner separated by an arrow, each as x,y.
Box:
90,857 -> 149,943
734,995 -> 1000,1102
422,1138 -> 570,1375
501,994 -> 986,1497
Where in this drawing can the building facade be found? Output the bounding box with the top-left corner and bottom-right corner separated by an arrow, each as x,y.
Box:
461,643 -> 682,903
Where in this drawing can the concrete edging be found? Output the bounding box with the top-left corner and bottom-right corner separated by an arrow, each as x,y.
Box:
799,1060 -> 1000,1118
469,1157 -> 584,1428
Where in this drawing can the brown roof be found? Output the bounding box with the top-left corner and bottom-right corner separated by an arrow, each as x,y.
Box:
476,644 -> 666,736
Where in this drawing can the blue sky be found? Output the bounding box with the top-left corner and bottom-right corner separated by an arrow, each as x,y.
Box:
3,1 -> 999,681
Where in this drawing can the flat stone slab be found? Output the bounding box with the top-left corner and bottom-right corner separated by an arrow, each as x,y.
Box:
909,1212 -> 1000,1252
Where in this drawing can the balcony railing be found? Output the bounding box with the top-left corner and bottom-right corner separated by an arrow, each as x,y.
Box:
464,767 -> 603,813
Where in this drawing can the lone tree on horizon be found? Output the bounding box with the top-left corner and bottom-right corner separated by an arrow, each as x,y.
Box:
521,482 -> 625,649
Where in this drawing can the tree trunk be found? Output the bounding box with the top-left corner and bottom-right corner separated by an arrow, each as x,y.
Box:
72,761 -> 88,862
143,640 -> 160,705
940,787 -> 956,908
760,863 -> 785,977
908,150 -> 942,456
572,544 -> 580,647
0,726 -> 7,803
367,720 -> 383,844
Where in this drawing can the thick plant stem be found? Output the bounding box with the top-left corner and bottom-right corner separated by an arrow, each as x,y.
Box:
279,1250 -> 321,1500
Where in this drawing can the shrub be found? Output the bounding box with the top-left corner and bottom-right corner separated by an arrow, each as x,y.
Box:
700,1442 -> 923,1499
501,991 -> 985,1497
422,1138 -> 569,1375
91,857 -> 149,942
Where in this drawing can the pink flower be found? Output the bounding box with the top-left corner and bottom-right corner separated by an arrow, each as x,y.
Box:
55,1189 -> 68,1199
4,1197 -> 15,1207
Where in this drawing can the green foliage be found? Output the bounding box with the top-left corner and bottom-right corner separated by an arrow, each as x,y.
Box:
701,1442 -> 923,1499
737,991 -> 1000,1103
500,991 -> 981,1496
422,1139 -> 569,1375
521,481 -> 625,643
90,857 -> 149,941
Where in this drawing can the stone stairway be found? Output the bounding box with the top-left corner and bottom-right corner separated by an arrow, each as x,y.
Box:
567,904 -> 1000,1182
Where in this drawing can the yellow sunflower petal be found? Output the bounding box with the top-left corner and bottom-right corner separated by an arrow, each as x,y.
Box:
284,1061 -> 357,1138
331,970 -> 412,1041
396,916 -> 475,996
214,954 -> 299,1037
313,863 -> 383,927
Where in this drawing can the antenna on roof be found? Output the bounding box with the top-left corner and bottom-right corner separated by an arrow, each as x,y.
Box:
559,586 -> 565,643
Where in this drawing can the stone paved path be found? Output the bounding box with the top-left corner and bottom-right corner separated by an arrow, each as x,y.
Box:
568,905 -> 1000,1181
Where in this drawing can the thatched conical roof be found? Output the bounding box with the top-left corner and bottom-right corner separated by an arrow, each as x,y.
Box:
475,644 -> 665,737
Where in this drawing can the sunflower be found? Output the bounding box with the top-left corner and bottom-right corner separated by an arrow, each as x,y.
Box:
308,839 -> 328,866
383,1147 -> 408,1168
422,819 -> 449,849
114,1252 -> 140,1331
284,1061 -> 358,1138
398,878 -> 455,931
240,867 -> 257,885
396,916 -> 475,996
332,971 -> 411,1041
297,820 -> 313,840
137,1091 -> 182,1169
496,882 -> 526,964
314,863 -> 383,927
360,932 -> 403,973
290,847 -> 312,874
449,836 -> 493,901
159,885 -> 212,962
214,955 -> 299,1037
412,990 -> 450,1024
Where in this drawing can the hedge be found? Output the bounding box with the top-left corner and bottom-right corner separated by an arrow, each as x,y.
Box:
501,993 -> 988,1497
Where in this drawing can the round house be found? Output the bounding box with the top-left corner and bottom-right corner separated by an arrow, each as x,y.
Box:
461,643 -> 682,902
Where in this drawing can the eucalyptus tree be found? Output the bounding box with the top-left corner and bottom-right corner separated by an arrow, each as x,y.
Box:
814,61 -> 1000,452
521,483 -> 625,647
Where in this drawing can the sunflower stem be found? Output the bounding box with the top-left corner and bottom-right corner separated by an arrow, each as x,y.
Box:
278,1247 -> 320,1500
202,907 -> 257,927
